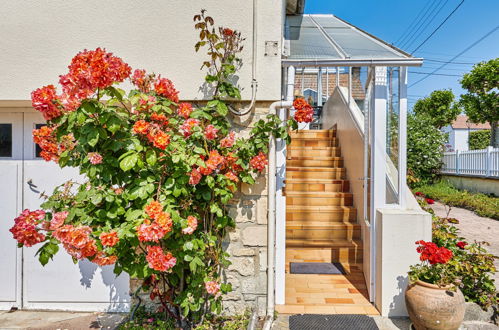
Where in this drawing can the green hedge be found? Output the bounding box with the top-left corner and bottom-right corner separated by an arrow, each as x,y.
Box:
468,130 -> 491,150
415,181 -> 499,220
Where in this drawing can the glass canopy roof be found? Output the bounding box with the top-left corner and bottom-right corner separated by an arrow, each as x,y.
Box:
284,15 -> 423,66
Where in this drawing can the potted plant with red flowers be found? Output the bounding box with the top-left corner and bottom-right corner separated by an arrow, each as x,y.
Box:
406,240 -> 465,330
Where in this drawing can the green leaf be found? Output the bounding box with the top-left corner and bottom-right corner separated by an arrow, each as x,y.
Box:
120,153 -> 138,171
87,129 -> 99,147
145,150 -> 157,166
107,116 -> 122,134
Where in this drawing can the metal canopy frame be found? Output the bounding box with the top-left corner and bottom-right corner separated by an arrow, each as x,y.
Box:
284,14 -> 423,68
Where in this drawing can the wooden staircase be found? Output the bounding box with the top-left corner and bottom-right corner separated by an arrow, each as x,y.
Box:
276,129 -> 378,315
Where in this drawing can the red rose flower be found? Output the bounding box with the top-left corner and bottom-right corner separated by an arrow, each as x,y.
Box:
457,241 -> 467,249
425,198 -> 435,205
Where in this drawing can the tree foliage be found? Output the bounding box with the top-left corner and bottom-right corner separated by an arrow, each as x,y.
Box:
460,58 -> 499,147
407,113 -> 447,185
468,130 -> 491,150
413,89 -> 459,129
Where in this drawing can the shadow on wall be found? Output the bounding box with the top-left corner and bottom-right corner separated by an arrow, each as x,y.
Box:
389,275 -> 408,317
78,260 -> 131,312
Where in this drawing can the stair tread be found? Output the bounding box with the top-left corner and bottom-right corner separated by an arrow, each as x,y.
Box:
285,179 -> 348,183
287,205 -> 356,211
290,137 -> 338,141
286,222 -> 360,229
287,166 -> 345,172
288,156 -> 343,160
287,238 -> 363,248
285,191 -> 353,197
288,146 -> 339,150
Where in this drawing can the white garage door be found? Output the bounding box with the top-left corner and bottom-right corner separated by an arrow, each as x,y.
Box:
0,111 -> 130,312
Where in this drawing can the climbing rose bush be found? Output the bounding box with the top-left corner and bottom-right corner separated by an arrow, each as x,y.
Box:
10,10 -> 311,325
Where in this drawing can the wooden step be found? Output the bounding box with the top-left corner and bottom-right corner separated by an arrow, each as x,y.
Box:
286,238 -> 362,249
290,129 -> 336,139
286,192 -> 353,206
287,167 -> 346,180
288,146 -> 341,158
289,137 -> 339,148
287,205 -> 356,222
286,246 -> 363,265
287,156 -> 343,168
286,240 -> 363,264
285,179 -> 349,193
286,222 -> 361,240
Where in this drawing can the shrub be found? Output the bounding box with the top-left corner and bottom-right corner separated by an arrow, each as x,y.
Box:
413,197 -> 498,309
407,113 -> 447,185
415,181 -> 499,219
9,10 -> 311,326
468,130 -> 491,150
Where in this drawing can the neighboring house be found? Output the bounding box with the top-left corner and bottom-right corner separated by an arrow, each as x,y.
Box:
442,114 -> 491,151
0,0 -> 431,319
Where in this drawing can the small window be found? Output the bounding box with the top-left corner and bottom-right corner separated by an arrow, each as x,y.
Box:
35,124 -> 46,158
0,124 -> 13,157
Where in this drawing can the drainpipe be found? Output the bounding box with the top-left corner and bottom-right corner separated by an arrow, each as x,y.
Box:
263,100 -> 292,330
263,65 -> 295,330
228,0 -> 258,116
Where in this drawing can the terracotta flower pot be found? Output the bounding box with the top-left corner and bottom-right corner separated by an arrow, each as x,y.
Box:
405,280 -> 465,330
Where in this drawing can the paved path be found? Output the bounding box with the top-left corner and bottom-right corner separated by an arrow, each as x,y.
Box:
429,202 -> 499,283
0,311 -> 125,330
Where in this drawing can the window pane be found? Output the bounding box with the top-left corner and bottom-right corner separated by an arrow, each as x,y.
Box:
35,124 -> 45,158
0,124 -> 13,157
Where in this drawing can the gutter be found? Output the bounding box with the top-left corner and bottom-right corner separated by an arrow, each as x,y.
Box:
282,58 -> 424,67
262,100 -> 293,330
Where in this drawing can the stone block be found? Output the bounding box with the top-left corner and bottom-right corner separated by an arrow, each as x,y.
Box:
231,247 -> 256,257
242,226 -> 267,246
259,248 -> 267,271
242,173 -> 268,196
228,257 -> 255,276
241,273 -> 266,294
256,197 -> 268,224
257,296 -> 267,316
227,199 -> 256,223
228,228 -> 241,242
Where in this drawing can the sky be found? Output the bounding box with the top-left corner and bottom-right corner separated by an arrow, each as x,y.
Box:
304,0 -> 499,108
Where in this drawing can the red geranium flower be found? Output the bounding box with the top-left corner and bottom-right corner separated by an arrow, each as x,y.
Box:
457,241 -> 467,249
425,198 -> 435,205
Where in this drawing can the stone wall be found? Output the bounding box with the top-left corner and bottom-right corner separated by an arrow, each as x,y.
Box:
222,103 -> 272,316
130,102 -> 273,316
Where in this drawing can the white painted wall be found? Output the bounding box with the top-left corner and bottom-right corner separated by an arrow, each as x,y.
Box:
322,87 -> 371,296
442,126 -> 487,152
375,208 -> 432,317
0,0 -> 283,101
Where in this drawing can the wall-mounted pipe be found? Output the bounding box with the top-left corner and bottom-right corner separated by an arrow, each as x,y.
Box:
262,100 -> 293,330
229,0 -> 258,116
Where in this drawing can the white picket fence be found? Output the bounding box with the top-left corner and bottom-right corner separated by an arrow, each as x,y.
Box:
442,146 -> 499,177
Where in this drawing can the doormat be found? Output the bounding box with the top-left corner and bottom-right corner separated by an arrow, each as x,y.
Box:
290,262 -> 346,275
289,314 -> 379,330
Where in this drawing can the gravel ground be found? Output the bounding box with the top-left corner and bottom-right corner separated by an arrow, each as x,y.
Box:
429,201 -> 499,283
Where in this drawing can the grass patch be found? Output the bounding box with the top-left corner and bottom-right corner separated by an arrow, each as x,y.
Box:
415,180 -> 499,220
